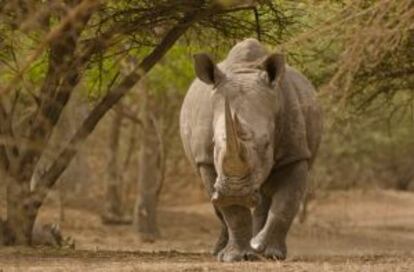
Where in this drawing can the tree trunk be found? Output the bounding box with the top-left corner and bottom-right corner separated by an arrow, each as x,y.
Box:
5,177 -> 39,245
134,92 -> 163,242
106,111 -> 123,216
0,9 -> 203,245
35,10 -> 204,196
102,111 -> 131,224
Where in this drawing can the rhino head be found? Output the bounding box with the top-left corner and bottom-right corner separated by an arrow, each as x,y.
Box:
193,50 -> 285,208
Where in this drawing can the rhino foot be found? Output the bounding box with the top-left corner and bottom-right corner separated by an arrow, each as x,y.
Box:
250,235 -> 287,260
262,246 -> 286,260
212,237 -> 227,256
217,244 -> 258,262
212,227 -> 228,256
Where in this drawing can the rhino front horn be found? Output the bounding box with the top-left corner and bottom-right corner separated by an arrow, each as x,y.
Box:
224,96 -> 239,155
222,96 -> 250,177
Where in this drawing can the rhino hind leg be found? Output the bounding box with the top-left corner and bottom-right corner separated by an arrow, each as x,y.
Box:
250,161 -> 308,260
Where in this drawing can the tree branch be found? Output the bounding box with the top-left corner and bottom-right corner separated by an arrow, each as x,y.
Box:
16,0 -> 99,178
113,105 -> 143,126
0,0 -> 100,97
0,100 -> 10,171
33,8 -> 209,202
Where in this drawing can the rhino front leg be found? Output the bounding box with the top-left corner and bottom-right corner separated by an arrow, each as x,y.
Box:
252,192 -> 271,237
251,161 -> 308,260
199,165 -> 228,256
218,205 -> 257,262
212,207 -> 228,256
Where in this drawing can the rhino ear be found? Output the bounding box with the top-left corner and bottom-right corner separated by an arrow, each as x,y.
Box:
261,53 -> 285,86
193,53 -> 224,86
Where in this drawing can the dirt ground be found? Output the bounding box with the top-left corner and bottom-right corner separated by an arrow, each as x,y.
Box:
0,190 -> 413,271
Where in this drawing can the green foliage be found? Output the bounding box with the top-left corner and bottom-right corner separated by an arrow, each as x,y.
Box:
278,1 -> 344,87
0,0 -> 412,193
147,45 -> 196,97
83,53 -> 120,101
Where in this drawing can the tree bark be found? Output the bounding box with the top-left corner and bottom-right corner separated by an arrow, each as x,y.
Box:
106,112 -> 123,216
17,0 -> 97,180
134,91 -> 163,242
5,176 -> 39,245
101,112 -> 132,224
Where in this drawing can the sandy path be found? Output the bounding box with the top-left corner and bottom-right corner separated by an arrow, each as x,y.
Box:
0,190 -> 413,271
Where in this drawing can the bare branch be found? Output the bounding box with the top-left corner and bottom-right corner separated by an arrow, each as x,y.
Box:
32,7 -> 210,201
0,0 -> 100,97
113,105 -> 143,126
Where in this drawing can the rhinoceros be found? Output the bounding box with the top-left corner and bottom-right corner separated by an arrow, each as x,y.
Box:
180,38 -> 322,262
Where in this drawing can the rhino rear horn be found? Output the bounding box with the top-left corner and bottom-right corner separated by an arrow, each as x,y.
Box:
261,53 -> 285,85
193,53 -> 224,86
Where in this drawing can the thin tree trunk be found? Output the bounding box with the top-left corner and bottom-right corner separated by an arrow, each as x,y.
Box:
58,188 -> 65,223
106,112 -> 123,215
134,92 -> 162,242
102,112 -> 131,224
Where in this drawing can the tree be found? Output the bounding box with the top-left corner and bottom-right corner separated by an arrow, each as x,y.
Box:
327,0 -> 414,114
101,110 -> 127,224
134,86 -> 164,242
0,0 -> 292,246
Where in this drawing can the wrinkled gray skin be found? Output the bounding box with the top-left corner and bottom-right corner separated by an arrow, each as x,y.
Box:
180,38 -> 322,262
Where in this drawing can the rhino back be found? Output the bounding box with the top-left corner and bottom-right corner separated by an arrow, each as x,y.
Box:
180,79 -> 215,171
274,66 -> 322,168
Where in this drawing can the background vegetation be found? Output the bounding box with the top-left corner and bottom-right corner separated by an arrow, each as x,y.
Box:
0,0 -> 413,248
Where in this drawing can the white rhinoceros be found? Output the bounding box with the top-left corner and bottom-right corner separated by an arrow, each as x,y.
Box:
180,38 -> 323,262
